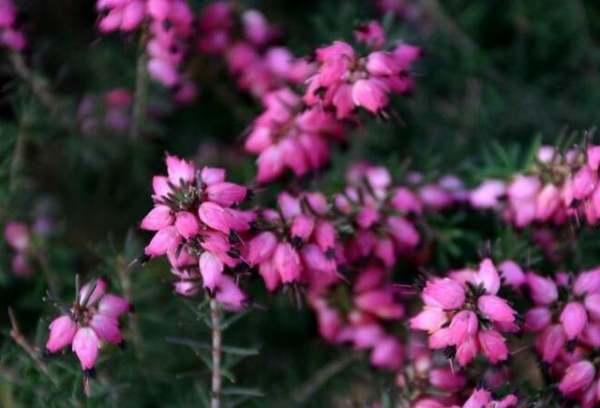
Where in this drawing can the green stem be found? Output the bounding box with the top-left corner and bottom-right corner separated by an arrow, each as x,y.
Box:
129,33 -> 149,142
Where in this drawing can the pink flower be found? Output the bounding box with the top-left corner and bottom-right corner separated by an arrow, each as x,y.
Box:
45,278 -> 130,371
478,329 -> 508,363
166,154 -> 196,186
206,182 -> 248,207
422,278 -> 465,310
370,336 -> 403,370
46,315 -> 78,353
428,368 -> 466,391
273,242 -> 301,283
498,260 -> 525,289
140,205 -> 173,231
455,335 -> 478,366
4,221 -> 30,251
526,272 -> 558,305
72,327 -> 100,370
477,295 -> 516,323
410,308 -> 447,333
175,211 -> 200,239
560,302 -> 588,340
574,268 -> 600,295
200,252 -> 224,291
573,166 -> 598,200
469,180 -> 506,208
536,184 -> 560,221
145,226 -> 181,256
215,275 -> 247,310
475,258 -> 500,295
246,231 -> 278,265
448,310 -> 478,345
559,360 -> 596,396
354,21 -> 385,49
352,79 -> 389,114
524,307 -> 552,332
537,324 -> 566,363
587,145 -> 600,171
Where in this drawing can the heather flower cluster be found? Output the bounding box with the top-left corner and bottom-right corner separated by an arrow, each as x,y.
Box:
411,259 -> 518,367
78,88 -> 133,135
140,154 -> 252,310
240,19 -> 420,183
305,164 -> 463,373
523,268 -> 600,407
304,36 -> 421,118
197,1 -> 313,99
245,88 -> 344,183
45,278 -> 130,372
96,0 -> 197,97
469,144 -> 600,227
0,0 -> 26,51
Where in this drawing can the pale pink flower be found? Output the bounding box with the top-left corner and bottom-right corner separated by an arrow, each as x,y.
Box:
45,278 -> 130,371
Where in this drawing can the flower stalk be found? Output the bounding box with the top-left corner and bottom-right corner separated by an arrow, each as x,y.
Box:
210,299 -> 222,408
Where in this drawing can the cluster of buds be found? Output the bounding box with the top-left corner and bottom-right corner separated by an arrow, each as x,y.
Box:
394,336 -> 467,407
469,144 -> 600,227
45,278 -> 131,372
245,88 -> 344,183
410,259 -> 518,366
197,1 -> 313,99
523,268 -> 600,407
78,88 -> 133,135
96,0 -> 197,99
335,164 -> 424,266
247,191 -> 340,291
304,165 -> 460,372
140,154 -> 252,310
308,263 -> 406,372
304,36 -> 421,118
0,0 -> 26,51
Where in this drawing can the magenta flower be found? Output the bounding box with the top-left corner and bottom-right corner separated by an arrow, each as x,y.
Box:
0,0 -> 26,51
559,360 -> 596,396
141,154 -> 254,305
412,258 -> 519,366
45,278 -> 130,372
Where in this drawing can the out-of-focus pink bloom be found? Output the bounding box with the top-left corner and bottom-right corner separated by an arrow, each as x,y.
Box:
4,222 -> 30,251
573,166 -> 598,200
354,21 -> 385,49
498,260 -> 525,289
370,336 -> 403,370
536,324 -> 566,363
524,307 -> 552,332
469,180 -> 506,208
215,275 -> 246,311
462,389 -> 518,408
526,272 -> 558,305
428,368 -> 466,391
